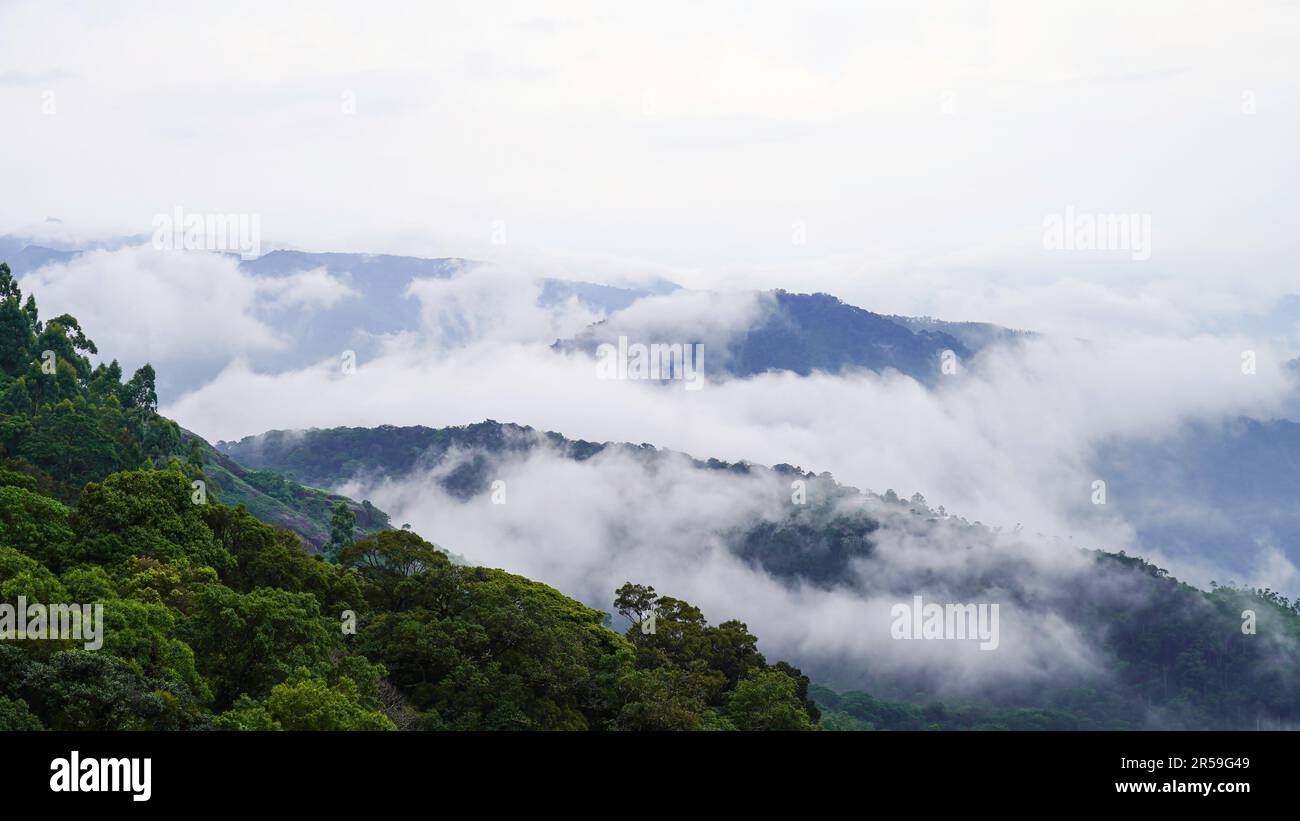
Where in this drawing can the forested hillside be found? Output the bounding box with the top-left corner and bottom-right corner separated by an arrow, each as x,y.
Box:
187,432 -> 389,550
220,419 -> 1300,729
0,257 -> 387,550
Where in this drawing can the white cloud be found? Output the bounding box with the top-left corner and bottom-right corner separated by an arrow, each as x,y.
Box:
255,267 -> 358,311
405,265 -> 601,349
336,438 -> 1109,693
19,246 -> 284,364
16,245 -> 356,367
3,216 -> 140,250
165,305 -> 1293,575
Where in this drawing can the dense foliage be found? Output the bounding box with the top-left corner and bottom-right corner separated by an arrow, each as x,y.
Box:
0,263 -> 178,501
0,468 -> 818,730
194,437 -> 389,550
609,583 -> 820,730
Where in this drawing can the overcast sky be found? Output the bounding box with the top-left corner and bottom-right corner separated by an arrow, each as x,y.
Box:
2,0 -> 1298,289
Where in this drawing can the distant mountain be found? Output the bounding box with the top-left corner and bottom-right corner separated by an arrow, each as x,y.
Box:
0,223 -> 148,274
4,245 -> 79,275
538,277 -> 679,312
242,249 -> 471,280
243,249 -> 678,317
1095,416 -> 1300,581
232,251 -> 474,383
10,237 -> 1036,394
884,314 -> 1034,353
724,292 -> 971,380
557,290 -> 974,384
241,250 -> 470,336
241,251 -> 681,389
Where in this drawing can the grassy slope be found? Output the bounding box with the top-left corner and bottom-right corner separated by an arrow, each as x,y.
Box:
183,430 -> 390,551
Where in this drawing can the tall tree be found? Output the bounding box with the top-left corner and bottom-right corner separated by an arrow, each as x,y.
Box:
123,364 -> 158,411
0,264 -> 33,377
323,501 -> 356,564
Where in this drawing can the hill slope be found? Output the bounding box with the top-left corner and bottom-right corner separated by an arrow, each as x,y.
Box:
220,419 -> 1300,729
555,290 -> 974,384
186,431 -> 389,550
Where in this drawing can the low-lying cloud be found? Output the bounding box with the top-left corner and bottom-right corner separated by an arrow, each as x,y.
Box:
335,437 -> 1108,695
167,288 -> 1295,600
18,246 -> 357,364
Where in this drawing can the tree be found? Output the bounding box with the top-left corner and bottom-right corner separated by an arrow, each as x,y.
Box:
180,583 -> 343,711
612,667 -> 729,730
17,649 -> 207,730
264,669 -> 394,730
610,582 -> 817,731
36,314 -> 97,383
202,503 -> 363,615
613,582 -> 657,628
356,562 -> 635,730
0,264 -> 33,378
71,469 -> 231,571
123,364 -> 158,411
770,660 -> 820,723
323,501 -> 356,564
724,670 -> 818,731
0,262 -> 19,301
0,484 -> 75,568
0,544 -> 68,606
0,695 -> 43,730
338,529 -> 449,611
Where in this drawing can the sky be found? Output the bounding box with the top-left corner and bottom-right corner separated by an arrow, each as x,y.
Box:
2,0 -> 1298,284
